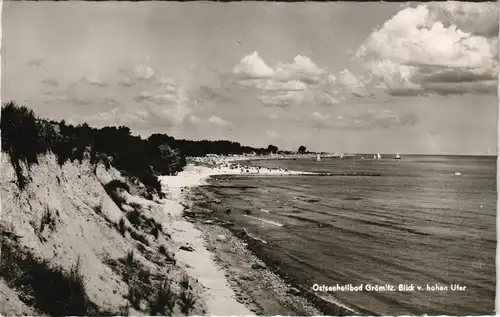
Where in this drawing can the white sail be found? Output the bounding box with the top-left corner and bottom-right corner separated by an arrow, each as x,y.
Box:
373,154 -> 377,159
317,154 -> 321,161
377,152 -> 382,159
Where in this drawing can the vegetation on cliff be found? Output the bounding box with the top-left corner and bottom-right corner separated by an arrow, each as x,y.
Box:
1,101 -> 291,194
1,101 -> 186,196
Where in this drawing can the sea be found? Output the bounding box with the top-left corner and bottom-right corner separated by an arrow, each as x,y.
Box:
195,155 -> 496,315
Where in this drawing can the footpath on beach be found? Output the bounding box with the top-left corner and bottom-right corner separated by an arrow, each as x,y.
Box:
159,157 -> 315,315
160,164 -> 252,316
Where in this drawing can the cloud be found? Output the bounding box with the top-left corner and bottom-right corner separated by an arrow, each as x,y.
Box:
135,65 -> 155,79
48,65 -> 193,131
265,130 -> 280,139
65,75 -> 109,91
40,78 -> 59,87
232,51 -> 275,78
338,69 -> 362,88
231,52 -> 349,108
208,115 -> 232,126
48,94 -> 119,108
26,58 -> 44,68
156,77 -> 177,93
133,83 -> 192,128
51,75 -> 112,108
65,96 -> 94,106
68,108 -> 148,128
118,65 -> 156,87
192,85 -> 237,105
82,75 -> 108,87
355,2 -> 498,96
196,52 -> 372,110
311,110 -> 417,130
134,91 -> 178,104
187,115 -> 202,124
276,55 -> 326,78
240,79 -> 308,91
257,91 -> 306,108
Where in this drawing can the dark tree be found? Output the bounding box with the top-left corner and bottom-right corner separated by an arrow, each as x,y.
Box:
267,144 -> 278,154
298,145 -> 307,154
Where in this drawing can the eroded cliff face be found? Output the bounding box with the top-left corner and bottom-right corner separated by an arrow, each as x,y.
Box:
0,152 -> 205,316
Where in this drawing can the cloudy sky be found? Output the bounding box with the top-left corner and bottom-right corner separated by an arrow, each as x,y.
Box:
2,1 -> 498,155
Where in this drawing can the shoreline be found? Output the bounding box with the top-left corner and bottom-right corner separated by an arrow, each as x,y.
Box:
189,182 -> 363,317
159,158 -> 360,316
159,165 -> 253,316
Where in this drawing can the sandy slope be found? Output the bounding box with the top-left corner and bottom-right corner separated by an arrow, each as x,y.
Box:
0,154 -> 205,315
0,154 -> 132,311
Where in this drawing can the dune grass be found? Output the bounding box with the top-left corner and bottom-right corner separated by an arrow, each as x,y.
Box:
0,233 -> 93,316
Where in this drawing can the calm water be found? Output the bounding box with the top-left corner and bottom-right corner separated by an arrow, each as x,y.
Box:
197,156 -> 496,315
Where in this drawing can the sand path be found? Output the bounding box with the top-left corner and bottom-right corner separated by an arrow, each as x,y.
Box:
161,166 -> 253,316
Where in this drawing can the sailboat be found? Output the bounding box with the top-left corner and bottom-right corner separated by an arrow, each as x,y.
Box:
316,154 -> 321,162
393,152 -> 402,160
339,153 -> 344,159
373,154 -> 377,160
376,152 -> 382,160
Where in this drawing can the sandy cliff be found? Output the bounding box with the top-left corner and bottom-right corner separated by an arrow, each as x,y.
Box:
0,152 -> 210,316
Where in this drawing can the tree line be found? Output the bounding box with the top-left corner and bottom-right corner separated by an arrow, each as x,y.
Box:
1,102 -> 184,195
1,101 -> 309,194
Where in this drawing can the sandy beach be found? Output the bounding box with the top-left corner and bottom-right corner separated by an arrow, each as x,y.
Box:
159,157 -> 322,315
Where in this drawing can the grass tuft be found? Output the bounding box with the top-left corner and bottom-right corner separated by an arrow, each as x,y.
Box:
127,282 -> 142,310
149,278 -> 177,316
118,217 -> 127,236
40,206 -> 56,233
126,250 -> 135,267
128,228 -> 149,246
178,272 -> 197,315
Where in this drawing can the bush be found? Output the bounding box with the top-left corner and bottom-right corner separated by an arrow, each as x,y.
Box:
158,245 -> 176,264
150,226 -> 159,239
158,245 -> 167,255
129,229 -> 149,246
40,207 -> 56,233
138,268 -> 150,284
126,250 -> 135,267
105,179 -> 130,192
118,218 -> 127,236
178,273 -> 196,315
1,102 -> 44,189
137,172 -> 162,197
127,283 -> 142,310
103,180 -> 129,209
149,279 -> 177,316
118,303 -> 131,316
127,210 -> 142,226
